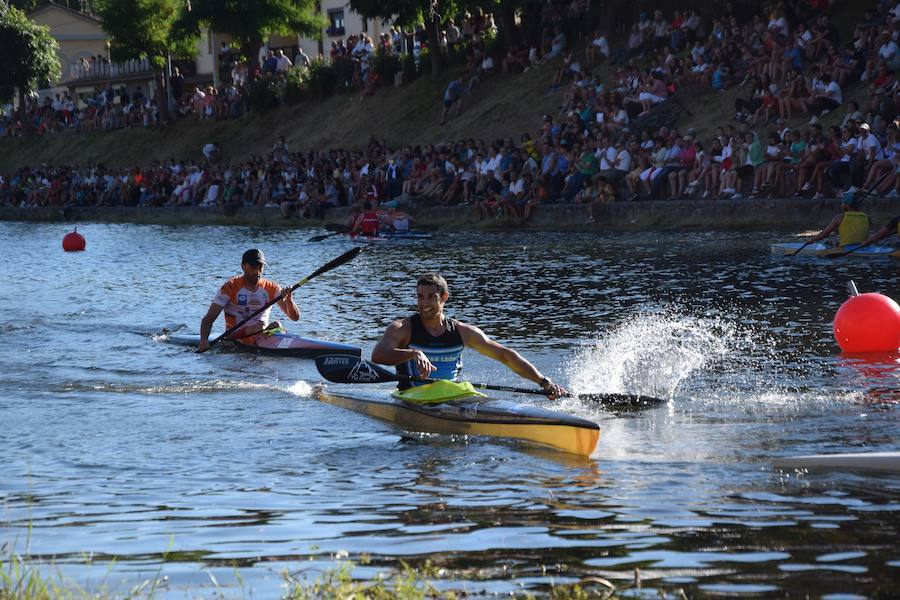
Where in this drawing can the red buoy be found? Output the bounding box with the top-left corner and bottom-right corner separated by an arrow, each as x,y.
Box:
62,228 -> 86,252
833,293 -> 900,353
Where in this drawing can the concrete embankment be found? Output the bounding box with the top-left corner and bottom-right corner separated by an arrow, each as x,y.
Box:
1,197 -> 897,232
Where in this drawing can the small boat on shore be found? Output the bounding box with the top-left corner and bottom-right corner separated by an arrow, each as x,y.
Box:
163,331 -> 360,359
770,242 -> 900,257
773,451 -> 900,473
312,385 -> 600,456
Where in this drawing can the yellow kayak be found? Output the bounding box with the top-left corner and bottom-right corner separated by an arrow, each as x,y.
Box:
312,385 -> 600,457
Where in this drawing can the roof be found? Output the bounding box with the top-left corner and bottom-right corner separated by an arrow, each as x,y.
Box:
28,2 -> 102,25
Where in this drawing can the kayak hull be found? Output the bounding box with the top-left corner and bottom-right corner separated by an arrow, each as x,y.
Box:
166,332 -> 361,358
349,231 -> 433,242
771,242 -> 899,257
313,386 -> 600,457
774,451 -> 900,473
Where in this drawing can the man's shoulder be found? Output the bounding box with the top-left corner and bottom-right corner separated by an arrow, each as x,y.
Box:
219,275 -> 245,295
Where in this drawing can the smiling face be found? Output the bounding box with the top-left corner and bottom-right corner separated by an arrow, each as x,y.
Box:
416,284 -> 448,322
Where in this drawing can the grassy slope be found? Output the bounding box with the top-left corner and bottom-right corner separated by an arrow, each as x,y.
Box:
1,0 -> 869,173
0,65 -> 560,171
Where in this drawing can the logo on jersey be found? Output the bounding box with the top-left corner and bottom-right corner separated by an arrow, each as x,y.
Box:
237,292 -> 248,306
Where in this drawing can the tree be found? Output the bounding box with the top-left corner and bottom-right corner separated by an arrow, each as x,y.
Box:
350,0 -> 457,76
0,6 -> 61,131
95,0 -> 196,124
177,0 -> 323,84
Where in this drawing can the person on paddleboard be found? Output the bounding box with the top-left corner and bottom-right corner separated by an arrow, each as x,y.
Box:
372,273 -> 568,399
858,214 -> 900,248
803,197 -> 870,247
197,249 -> 300,352
351,202 -> 380,237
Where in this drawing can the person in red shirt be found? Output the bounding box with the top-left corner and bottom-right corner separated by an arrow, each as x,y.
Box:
351,202 -> 380,237
198,249 -> 299,351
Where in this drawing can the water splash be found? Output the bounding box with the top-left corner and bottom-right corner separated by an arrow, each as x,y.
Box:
565,311 -> 733,400
285,380 -> 315,397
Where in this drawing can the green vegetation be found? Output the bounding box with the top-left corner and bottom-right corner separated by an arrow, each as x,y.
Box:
0,548 -> 656,599
0,5 -> 61,128
176,0 -> 324,82
94,0 -> 197,124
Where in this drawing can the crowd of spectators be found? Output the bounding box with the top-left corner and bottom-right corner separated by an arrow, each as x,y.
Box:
4,0 -> 900,223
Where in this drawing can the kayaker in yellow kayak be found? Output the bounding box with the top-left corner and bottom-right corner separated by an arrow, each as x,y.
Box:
372,273 -> 568,399
197,249 -> 300,352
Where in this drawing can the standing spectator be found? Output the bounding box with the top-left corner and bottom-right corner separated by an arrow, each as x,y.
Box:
440,77 -> 465,125
294,47 -> 311,68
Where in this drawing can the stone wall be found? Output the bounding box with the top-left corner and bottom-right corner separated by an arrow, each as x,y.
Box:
1,197 -> 897,231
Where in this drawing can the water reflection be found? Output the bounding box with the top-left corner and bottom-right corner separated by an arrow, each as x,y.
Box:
0,224 -> 898,597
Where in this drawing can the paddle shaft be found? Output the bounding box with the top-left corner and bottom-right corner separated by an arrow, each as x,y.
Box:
205,247 -> 362,350
390,372 -> 551,397
789,241 -> 814,256
309,231 -> 345,242
824,242 -> 870,259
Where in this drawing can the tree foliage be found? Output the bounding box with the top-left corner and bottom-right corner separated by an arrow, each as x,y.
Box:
94,0 -> 195,70
0,6 -> 61,105
350,0 -> 457,74
177,0 -> 323,58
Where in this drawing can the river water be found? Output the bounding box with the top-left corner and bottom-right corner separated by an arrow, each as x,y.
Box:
1,222 -> 898,598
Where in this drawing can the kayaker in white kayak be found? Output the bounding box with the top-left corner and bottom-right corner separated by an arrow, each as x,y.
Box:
372,273 -> 568,399
197,249 -> 300,352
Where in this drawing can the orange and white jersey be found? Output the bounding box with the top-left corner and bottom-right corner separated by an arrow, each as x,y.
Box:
213,275 -> 281,331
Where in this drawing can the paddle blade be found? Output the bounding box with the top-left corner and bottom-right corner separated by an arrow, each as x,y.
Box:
301,247 -> 363,285
577,393 -> 666,410
316,354 -> 398,384
308,232 -> 336,242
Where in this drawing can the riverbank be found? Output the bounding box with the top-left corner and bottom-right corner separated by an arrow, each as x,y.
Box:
2,196 -> 898,232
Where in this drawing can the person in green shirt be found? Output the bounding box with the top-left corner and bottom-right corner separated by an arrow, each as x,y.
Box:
562,143 -> 598,202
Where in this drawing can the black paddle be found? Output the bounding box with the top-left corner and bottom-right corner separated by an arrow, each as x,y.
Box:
788,240 -> 817,257
200,247 -> 363,352
314,355 -> 666,410
822,241 -> 872,259
309,223 -> 349,242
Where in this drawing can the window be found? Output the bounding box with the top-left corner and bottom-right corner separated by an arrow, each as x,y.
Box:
327,9 -> 345,37
361,18 -> 367,33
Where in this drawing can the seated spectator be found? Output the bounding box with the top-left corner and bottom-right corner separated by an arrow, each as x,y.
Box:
808,73 -> 842,123
502,44 -> 529,74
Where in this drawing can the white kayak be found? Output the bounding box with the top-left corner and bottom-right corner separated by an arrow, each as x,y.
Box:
771,242 -> 900,257
773,451 -> 900,473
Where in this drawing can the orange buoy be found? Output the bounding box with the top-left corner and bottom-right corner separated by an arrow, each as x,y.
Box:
833,293 -> 900,353
62,228 -> 86,252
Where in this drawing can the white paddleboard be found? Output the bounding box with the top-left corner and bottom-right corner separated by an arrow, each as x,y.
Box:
774,451 -> 900,473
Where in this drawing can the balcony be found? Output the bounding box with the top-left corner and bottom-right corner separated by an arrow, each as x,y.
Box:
68,58 -> 154,84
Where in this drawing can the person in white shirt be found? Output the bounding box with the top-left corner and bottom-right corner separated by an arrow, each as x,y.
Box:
588,29 -> 609,67
275,49 -> 292,72
294,48 -> 311,68
808,74 -> 841,123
